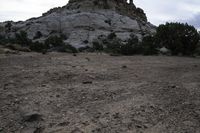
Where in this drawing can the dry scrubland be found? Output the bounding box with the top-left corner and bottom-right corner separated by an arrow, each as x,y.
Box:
0,53 -> 200,133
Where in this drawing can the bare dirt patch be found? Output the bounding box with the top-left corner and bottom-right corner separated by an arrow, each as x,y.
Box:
0,53 -> 200,133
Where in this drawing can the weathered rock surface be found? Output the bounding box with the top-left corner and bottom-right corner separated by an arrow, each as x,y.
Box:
0,0 -> 156,48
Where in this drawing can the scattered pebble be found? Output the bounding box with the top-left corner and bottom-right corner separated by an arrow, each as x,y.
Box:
56,94 -> 60,98
122,65 -> 127,68
58,121 -> 70,126
23,112 -> 42,122
85,57 -> 90,61
82,81 -> 93,84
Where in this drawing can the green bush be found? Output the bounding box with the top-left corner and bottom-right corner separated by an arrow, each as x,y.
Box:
0,35 -> 7,45
107,32 -> 117,40
33,31 -> 43,39
195,41 -> 200,55
15,31 -> 32,46
92,33 -> 142,55
105,33 -> 122,54
5,21 -> 12,32
141,36 -> 158,55
5,43 -> 31,52
92,39 -> 104,52
45,36 -> 64,48
120,34 -> 142,55
155,22 -> 200,55
62,44 -> 78,53
29,41 -> 47,52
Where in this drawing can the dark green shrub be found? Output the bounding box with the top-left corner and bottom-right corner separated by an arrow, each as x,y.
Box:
79,46 -> 91,52
155,22 -> 200,55
5,21 -> 12,32
105,38 -> 122,54
92,40 -> 104,52
29,41 -> 47,52
15,31 -> 32,46
195,41 -> 200,55
62,44 -> 78,53
45,36 -> 64,48
120,34 -> 142,55
83,40 -> 89,44
5,43 -> 31,52
107,32 -> 117,40
33,31 -> 43,39
44,36 -> 78,53
0,35 -> 7,45
141,36 -> 158,55
60,34 -> 68,40
105,19 -> 111,26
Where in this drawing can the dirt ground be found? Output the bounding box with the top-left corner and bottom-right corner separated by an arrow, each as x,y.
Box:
0,52 -> 200,133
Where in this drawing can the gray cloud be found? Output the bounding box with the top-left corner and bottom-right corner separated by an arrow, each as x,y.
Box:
185,13 -> 200,29
0,0 -> 68,21
134,0 -> 200,28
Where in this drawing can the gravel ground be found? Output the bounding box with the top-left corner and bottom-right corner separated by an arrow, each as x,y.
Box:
0,52 -> 200,133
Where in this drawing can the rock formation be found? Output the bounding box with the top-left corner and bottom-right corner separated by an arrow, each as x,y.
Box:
0,0 -> 156,48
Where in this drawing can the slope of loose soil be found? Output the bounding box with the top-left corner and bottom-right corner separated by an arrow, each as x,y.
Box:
0,53 -> 200,133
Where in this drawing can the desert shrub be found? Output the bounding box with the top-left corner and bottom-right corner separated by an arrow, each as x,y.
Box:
92,33 -> 142,55
60,34 -> 68,40
62,44 -> 78,53
107,32 -> 117,40
0,35 -> 7,45
33,31 -> 43,39
104,33 -> 122,54
45,36 -> 64,48
44,36 -> 78,53
155,22 -> 200,55
29,41 -> 47,52
141,36 -> 158,55
79,46 -> 91,52
121,34 -> 141,55
195,41 -> 200,55
83,40 -> 89,44
92,39 -> 104,52
5,21 -> 12,32
5,43 -> 31,52
93,0 -> 109,9
105,19 -> 111,26
92,33 -> 122,54
15,31 -> 32,46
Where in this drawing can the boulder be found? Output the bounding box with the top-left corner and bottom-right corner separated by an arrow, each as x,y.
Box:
0,0 -> 156,48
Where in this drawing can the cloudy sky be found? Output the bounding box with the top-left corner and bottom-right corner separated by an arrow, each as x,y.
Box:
0,0 -> 200,28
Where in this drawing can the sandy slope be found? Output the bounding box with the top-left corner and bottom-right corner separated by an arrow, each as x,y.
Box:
0,53 -> 200,133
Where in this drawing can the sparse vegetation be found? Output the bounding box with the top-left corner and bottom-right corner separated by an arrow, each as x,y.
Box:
33,31 -> 43,39
92,39 -> 104,52
15,31 -> 32,46
141,36 -> 158,55
120,34 -> 141,55
29,41 -> 47,52
5,21 -> 12,32
0,35 -> 7,45
62,44 -> 78,53
45,35 -> 64,48
92,33 -> 157,55
104,33 -> 122,54
155,22 -> 200,56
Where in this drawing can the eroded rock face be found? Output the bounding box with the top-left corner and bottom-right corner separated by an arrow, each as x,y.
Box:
0,0 -> 156,48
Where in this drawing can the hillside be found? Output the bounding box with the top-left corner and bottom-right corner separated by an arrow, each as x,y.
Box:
0,0 -> 155,48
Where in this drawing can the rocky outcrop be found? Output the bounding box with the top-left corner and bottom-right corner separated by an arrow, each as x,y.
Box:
0,0 -> 156,48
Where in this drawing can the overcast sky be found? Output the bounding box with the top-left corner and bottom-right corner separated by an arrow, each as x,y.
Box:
0,0 -> 200,29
